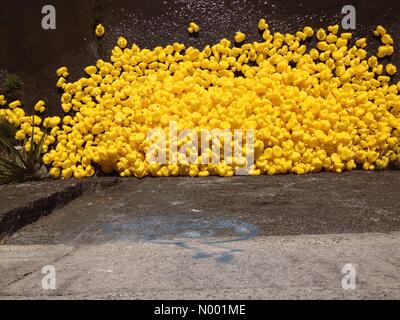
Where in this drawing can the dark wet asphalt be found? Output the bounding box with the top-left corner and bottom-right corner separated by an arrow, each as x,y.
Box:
1,0 -> 400,112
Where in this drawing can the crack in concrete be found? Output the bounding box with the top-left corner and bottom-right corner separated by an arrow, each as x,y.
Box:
0,245 -> 80,292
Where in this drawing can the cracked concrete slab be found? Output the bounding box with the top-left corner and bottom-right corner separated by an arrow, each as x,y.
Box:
6,172 -> 400,245
1,232 -> 400,299
0,245 -> 75,289
1,172 -> 400,299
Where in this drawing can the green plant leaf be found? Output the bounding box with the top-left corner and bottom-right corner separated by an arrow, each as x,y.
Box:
0,117 -> 47,184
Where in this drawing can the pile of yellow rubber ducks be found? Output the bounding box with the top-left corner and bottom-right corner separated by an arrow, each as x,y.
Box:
1,20 -> 400,179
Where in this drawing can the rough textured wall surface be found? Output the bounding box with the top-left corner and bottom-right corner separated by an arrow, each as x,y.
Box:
1,0 -> 400,114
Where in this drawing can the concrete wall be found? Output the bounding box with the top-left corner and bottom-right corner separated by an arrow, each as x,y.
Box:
1,0 -> 399,114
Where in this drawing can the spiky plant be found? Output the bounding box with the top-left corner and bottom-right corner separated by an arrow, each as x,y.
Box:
0,117 -> 46,184
0,73 -> 22,102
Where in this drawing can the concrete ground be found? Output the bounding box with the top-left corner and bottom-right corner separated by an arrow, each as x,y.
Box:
0,172 -> 400,299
